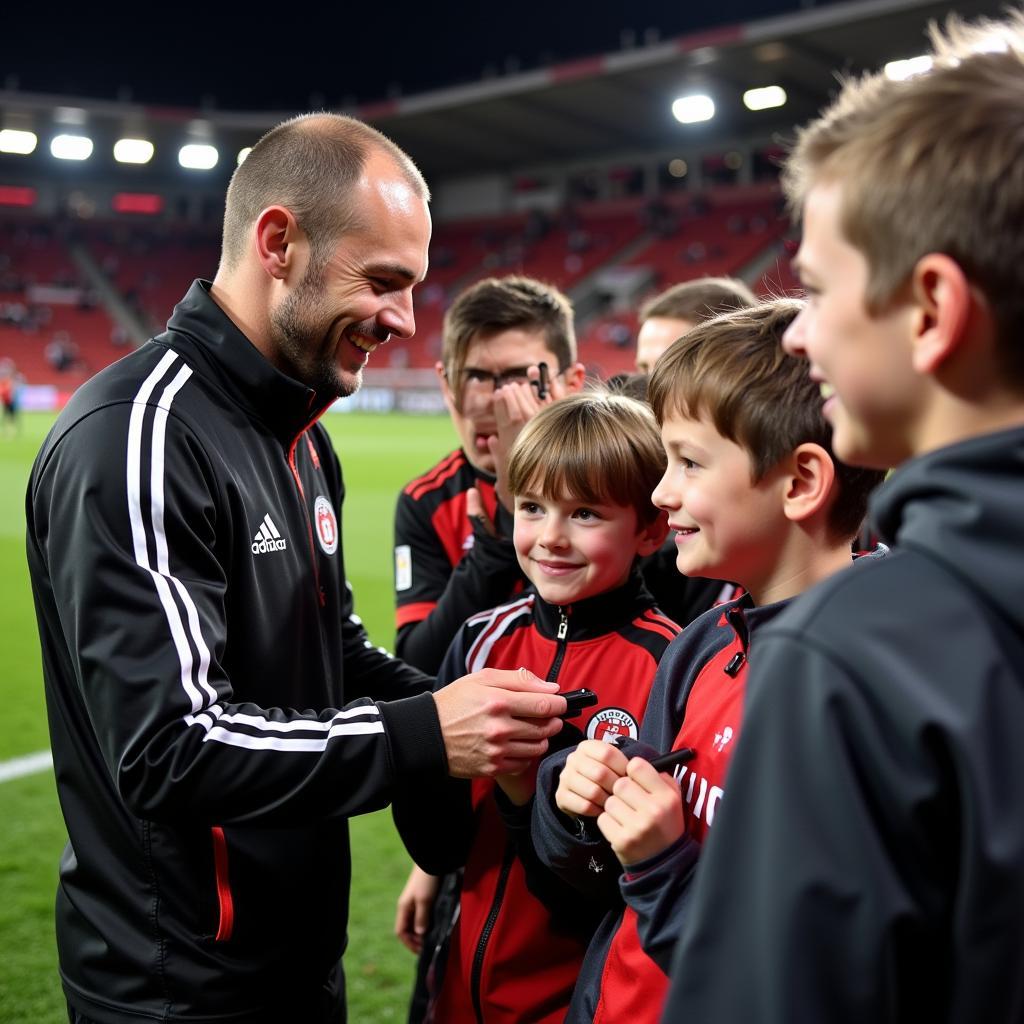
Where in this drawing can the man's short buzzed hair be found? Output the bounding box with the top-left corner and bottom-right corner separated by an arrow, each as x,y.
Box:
782,10 -> 1024,385
220,113 -> 430,273
639,276 -> 757,325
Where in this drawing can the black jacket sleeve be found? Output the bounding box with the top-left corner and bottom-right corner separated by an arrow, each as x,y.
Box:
27,406 -> 448,828
391,628 -> 477,875
530,746 -> 624,901
394,489 -> 523,674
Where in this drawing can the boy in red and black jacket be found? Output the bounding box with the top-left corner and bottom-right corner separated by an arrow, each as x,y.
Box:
532,300 -> 886,1024
393,391 -> 678,1024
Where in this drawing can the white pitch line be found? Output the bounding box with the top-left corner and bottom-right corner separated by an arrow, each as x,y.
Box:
0,749 -> 53,783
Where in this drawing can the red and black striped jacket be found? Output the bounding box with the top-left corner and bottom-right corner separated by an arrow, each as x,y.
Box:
393,573 -> 679,1024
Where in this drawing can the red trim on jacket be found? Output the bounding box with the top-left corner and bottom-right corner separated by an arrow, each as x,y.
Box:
211,826 -> 235,943
406,449 -> 464,500
633,612 -> 679,643
396,601 -> 438,628
403,448 -> 464,499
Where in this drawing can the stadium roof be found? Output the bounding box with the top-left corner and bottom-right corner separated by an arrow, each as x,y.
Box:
0,0 -> 1003,184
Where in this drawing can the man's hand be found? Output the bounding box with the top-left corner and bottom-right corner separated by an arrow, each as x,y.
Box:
433,667 -> 566,778
555,738 -> 629,819
394,864 -> 439,954
597,756 -> 685,866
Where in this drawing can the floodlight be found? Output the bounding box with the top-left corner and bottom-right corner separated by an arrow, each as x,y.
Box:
179,144 -> 219,170
51,134 -> 94,161
0,129 -> 37,155
743,85 -> 787,111
672,95 -> 715,124
114,138 -> 154,164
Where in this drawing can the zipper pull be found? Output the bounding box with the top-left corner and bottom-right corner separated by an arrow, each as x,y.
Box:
557,610 -> 568,640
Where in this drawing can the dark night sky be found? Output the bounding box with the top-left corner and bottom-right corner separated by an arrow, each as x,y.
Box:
5,1 -> 845,111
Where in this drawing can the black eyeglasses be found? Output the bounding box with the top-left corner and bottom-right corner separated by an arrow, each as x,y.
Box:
452,365 -> 560,393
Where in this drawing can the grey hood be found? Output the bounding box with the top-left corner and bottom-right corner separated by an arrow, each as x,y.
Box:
871,424 -> 1024,628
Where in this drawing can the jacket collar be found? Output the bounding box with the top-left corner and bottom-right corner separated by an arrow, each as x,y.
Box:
160,279 -> 335,445
721,593 -> 791,651
531,569 -> 656,641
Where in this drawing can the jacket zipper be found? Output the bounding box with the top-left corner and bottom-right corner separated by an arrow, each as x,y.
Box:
546,606 -> 570,681
466,607 -> 571,1019
287,429 -> 326,608
210,826 -> 235,942
470,840 -> 517,1024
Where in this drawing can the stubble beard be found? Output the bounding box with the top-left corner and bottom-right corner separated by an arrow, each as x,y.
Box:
270,263 -> 361,400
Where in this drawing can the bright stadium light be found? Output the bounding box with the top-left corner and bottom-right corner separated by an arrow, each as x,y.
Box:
743,85 -> 787,111
114,138 -> 154,164
179,143 -> 219,170
0,129 -> 38,155
884,55 -> 933,80
237,147 -> 252,165
672,94 -> 715,124
51,134 -> 94,161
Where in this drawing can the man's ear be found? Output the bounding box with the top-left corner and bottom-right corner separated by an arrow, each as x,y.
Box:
636,509 -> 669,556
254,205 -> 305,282
781,442 -> 836,525
909,253 -> 974,375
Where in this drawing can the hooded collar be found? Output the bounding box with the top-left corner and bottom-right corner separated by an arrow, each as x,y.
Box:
871,424 -> 1024,626
160,280 -> 335,445
531,569 -> 657,641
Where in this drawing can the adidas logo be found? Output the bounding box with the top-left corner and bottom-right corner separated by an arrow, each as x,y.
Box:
251,513 -> 288,554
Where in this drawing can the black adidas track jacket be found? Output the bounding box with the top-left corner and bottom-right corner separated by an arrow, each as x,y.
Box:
26,281 -> 443,1024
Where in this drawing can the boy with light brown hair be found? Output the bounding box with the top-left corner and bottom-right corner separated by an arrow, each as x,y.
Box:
664,11 -> 1024,1023
394,391 -> 680,1024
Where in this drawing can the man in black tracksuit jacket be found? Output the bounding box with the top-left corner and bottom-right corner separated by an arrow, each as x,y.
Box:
25,116 -> 566,1024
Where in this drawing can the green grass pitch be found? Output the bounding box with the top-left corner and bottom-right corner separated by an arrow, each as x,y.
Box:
0,409 -> 456,1023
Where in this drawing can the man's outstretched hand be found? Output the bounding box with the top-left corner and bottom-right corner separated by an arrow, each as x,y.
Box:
434,667 -> 567,778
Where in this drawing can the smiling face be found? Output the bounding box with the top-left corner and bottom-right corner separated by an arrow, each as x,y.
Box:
783,181 -> 923,469
268,150 -> 431,398
513,488 -> 659,606
441,328 -> 563,473
652,410 -> 791,595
